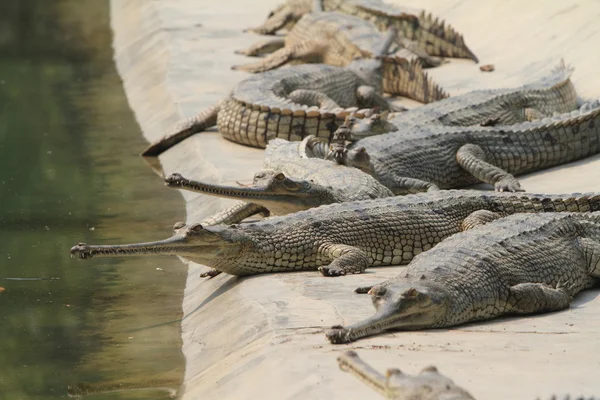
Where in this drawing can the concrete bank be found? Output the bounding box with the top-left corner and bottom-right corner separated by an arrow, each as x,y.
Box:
110,1 -> 600,398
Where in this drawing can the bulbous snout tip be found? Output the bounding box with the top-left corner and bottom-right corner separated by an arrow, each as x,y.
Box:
70,243 -> 92,259
326,325 -> 353,344
164,173 -> 185,186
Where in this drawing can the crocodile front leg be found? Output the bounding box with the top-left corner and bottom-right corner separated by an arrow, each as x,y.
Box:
235,38 -> 285,56
198,203 -> 270,279
456,143 -> 525,192
142,98 -> 226,157
460,210 -> 504,231
508,282 -> 573,314
232,40 -> 327,73
317,244 -> 370,277
288,89 -> 340,109
386,175 -> 440,195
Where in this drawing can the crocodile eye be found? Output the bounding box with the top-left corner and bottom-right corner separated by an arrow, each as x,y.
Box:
173,221 -> 186,231
254,172 -> 265,179
274,173 -> 286,181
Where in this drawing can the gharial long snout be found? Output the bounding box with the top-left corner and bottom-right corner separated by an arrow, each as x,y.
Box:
70,243 -> 94,259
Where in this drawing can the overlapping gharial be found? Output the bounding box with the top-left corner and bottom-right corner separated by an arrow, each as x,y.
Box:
71,0 -> 600,397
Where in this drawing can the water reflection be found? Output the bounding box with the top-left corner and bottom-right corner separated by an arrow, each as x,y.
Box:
0,1 -> 186,399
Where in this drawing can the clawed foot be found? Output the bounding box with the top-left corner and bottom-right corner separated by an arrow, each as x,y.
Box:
318,266 -> 346,277
200,269 -> 222,278
326,325 -> 353,344
494,178 -> 524,192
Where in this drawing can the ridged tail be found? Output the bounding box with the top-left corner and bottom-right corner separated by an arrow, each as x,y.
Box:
381,57 -> 449,103
416,11 -> 478,62
141,100 -> 223,157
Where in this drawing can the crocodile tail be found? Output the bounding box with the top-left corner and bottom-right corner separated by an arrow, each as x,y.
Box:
381,57 -> 449,103
417,11 -> 478,62
141,97 -> 226,157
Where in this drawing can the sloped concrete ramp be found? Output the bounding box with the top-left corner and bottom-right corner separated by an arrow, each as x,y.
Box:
110,0 -> 600,398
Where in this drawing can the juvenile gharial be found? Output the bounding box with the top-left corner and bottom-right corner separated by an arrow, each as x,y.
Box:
326,212 -> 600,344
142,27 -> 403,157
70,191 -> 600,277
247,0 -> 478,62
165,135 -> 391,225
337,351 -> 597,400
235,11 -> 448,104
329,98 -> 600,194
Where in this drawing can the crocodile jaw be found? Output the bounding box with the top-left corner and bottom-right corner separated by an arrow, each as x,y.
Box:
69,223 -> 230,263
326,283 -> 448,343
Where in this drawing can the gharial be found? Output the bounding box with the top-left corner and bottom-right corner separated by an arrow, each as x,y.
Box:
234,9 -> 448,104
163,63 -> 581,218
70,190 -> 600,277
246,0 -> 478,62
164,134 -> 392,224
326,212 -> 600,344
337,350 -> 597,400
142,26 -> 404,157
326,97 -> 599,194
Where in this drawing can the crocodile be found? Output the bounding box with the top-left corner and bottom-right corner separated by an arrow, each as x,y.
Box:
326,212 -> 600,344
70,191 -> 600,277
164,135 -> 392,223
234,11 -> 449,104
141,27 -> 403,157
329,98 -> 600,194
337,351 -> 597,400
247,0 -> 478,62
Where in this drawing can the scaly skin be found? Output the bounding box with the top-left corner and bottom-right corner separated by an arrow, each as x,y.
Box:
248,0 -> 478,62
326,212 -> 600,343
337,351 -> 598,400
165,136 -> 392,222
235,12 -> 448,104
338,99 -> 600,194
70,191 -> 600,277
142,30 -> 402,157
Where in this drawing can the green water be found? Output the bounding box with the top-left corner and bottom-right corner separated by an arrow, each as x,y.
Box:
0,1 -> 187,399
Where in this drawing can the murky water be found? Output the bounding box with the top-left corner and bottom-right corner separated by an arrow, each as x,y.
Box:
0,1 -> 186,399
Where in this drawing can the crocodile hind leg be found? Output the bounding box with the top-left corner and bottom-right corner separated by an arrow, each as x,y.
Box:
577,237 -> 600,277
288,89 -> 340,109
142,99 -> 225,157
245,4 -> 301,35
318,244 -> 370,277
507,282 -> 573,314
232,40 -> 327,73
235,38 -> 285,56
456,143 -> 525,192
460,210 -> 504,231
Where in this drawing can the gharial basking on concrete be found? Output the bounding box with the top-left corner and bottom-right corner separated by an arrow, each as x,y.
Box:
235,10 -> 448,104
330,98 -> 600,194
164,135 -> 392,224
142,27 -> 403,157
70,191 -> 600,277
327,212 -> 600,344
247,0 -> 478,62
337,351 -> 597,400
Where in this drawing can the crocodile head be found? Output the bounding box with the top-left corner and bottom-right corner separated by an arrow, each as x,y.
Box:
70,222 -> 240,266
341,113 -> 398,139
326,280 -> 449,344
165,171 -> 338,215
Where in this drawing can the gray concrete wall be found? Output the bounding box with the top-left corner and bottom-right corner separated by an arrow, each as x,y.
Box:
110,1 -> 600,398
